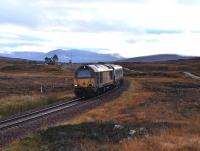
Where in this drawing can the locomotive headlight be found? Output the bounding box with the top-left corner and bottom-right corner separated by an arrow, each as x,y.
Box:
74,84 -> 78,87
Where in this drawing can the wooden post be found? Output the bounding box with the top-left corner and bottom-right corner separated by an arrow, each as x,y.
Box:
40,85 -> 43,93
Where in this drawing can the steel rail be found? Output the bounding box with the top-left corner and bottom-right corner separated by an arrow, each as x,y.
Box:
0,85 -> 121,131
0,97 -> 84,130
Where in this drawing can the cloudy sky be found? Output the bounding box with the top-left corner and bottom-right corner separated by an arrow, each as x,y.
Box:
0,0 -> 200,57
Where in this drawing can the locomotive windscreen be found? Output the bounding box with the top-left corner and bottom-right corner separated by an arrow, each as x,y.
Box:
76,69 -> 92,78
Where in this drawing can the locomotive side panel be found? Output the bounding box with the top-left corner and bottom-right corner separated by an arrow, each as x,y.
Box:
98,71 -> 113,88
115,69 -> 123,80
105,64 -> 123,86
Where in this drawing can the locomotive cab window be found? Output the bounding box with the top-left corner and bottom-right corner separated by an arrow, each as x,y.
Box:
76,69 -> 92,78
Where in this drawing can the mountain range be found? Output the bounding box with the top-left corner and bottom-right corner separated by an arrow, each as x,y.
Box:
0,49 -> 123,63
0,49 -> 196,63
118,54 -> 194,62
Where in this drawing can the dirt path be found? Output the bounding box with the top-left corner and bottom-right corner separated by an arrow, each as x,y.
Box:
183,72 -> 200,80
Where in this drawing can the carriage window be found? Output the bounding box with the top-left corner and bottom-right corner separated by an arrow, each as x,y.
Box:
77,70 -> 91,78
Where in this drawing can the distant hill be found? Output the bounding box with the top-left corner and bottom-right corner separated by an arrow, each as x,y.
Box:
0,51 -> 196,63
118,54 -> 194,62
0,49 -> 124,63
0,52 -> 46,61
46,49 -> 123,63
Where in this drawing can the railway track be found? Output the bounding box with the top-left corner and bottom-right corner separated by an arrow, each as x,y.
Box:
183,72 -> 200,80
0,84 -> 121,132
0,97 -> 84,130
0,83 -> 125,147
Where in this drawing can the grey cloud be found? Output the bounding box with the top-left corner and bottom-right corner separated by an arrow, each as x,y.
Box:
146,29 -> 182,35
51,0 -> 146,3
126,39 -> 158,44
0,42 -> 42,48
191,30 -> 200,33
0,33 -> 47,42
0,0 -> 148,30
126,39 -> 138,44
0,0 -> 44,27
63,19 -> 141,33
71,20 -> 125,32
178,0 -> 200,5
17,35 -> 48,42
57,18 -> 182,34
0,33 -> 47,49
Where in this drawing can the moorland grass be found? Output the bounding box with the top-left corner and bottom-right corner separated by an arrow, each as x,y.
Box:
0,93 -> 71,119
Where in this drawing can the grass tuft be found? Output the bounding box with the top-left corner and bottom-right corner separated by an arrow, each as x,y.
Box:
0,93 -> 70,118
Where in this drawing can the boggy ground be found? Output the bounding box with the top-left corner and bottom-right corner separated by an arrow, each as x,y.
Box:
0,58 -> 74,119
2,58 -> 200,151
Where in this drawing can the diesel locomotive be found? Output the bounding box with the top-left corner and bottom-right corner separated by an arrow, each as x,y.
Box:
74,64 -> 123,97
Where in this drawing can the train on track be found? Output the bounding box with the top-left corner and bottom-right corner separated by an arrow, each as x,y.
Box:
74,64 -> 123,97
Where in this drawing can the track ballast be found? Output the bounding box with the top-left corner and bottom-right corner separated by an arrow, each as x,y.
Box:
0,97 -> 84,130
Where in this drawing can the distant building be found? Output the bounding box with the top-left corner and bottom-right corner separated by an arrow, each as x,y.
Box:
44,55 -> 59,65
69,59 -> 72,64
52,55 -> 59,63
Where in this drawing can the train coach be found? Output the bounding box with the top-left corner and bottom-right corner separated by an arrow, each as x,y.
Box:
74,64 -> 123,97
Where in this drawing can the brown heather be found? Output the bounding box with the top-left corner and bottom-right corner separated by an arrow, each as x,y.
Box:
2,58 -> 200,151
0,58 -> 74,118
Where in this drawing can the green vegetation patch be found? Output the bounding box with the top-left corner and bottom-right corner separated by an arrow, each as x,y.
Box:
3,121 -> 180,151
3,134 -> 48,151
0,94 -> 66,119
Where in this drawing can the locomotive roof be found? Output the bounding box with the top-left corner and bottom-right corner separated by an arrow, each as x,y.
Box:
87,64 -> 113,72
105,64 -> 123,70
